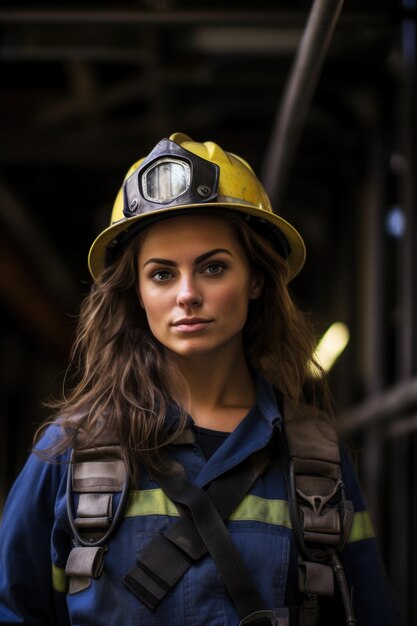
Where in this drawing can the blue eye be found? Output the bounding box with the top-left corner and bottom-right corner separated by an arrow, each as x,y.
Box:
204,262 -> 225,275
150,269 -> 173,281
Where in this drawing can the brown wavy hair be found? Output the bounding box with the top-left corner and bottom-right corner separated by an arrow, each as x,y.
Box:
36,211 -> 328,476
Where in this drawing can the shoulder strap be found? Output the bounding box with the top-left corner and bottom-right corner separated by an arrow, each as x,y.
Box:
283,399 -> 356,625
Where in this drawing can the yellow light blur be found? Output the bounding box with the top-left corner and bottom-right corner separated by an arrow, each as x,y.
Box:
310,322 -> 350,376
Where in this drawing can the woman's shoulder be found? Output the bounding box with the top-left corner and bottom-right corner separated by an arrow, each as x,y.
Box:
38,418 -> 73,459
33,420 -> 68,449
10,420 -> 74,498
1,422 -> 71,528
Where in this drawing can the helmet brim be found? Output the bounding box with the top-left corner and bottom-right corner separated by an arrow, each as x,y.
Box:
88,202 -> 306,283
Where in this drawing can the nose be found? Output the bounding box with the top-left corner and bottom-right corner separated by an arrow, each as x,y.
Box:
176,274 -> 202,309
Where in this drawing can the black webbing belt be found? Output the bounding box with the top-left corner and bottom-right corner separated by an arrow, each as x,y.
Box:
123,445 -> 288,625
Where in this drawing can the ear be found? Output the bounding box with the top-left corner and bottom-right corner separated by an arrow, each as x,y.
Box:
249,273 -> 265,300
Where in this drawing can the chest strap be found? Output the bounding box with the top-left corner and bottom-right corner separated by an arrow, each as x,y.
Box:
123,445 -> 283,625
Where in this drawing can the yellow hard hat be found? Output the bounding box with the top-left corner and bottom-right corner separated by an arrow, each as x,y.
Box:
88,132 -> 306,281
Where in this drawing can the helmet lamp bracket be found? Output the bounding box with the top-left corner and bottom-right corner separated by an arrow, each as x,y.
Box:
123,138 -> 220,218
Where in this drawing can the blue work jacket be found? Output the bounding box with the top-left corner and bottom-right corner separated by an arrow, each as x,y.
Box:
0,376 -> 403,625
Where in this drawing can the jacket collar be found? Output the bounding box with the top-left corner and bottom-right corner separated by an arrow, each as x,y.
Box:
194,373 -> 282,487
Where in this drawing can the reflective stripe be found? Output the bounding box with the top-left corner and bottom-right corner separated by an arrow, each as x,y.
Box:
229,495 -> 291,528
52,564 -> 69,593
125,490 -> 290,527
125,489 -> 179,517
125,490 -> 375,544
347,510 -> 376,543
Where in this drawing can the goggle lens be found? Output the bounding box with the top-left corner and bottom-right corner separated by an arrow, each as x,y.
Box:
142,158 -> 191,203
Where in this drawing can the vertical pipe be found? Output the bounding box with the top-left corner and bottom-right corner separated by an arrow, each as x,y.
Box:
393,3 -> 417,622
261,0 -> 345,211
397,0 -> 417,380
356,128 -> 386,526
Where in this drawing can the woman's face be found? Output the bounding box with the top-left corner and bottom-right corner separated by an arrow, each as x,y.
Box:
136,214 -> 263,360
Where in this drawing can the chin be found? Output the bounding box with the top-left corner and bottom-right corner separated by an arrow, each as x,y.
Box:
171,346 -> 215,358
160,330 -> 244,360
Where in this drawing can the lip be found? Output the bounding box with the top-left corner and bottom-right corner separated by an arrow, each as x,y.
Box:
172,317 -> 213,332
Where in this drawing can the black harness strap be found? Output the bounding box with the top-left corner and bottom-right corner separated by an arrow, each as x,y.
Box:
123,446 -> 275,623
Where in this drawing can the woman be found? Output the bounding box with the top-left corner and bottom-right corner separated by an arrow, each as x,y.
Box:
0,133 -> 403,626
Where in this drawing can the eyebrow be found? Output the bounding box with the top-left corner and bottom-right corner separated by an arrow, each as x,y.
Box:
143,248 -> 233,268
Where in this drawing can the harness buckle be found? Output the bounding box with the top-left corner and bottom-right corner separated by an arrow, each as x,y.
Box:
296,478 -> 343,514
288,457 -> 354,563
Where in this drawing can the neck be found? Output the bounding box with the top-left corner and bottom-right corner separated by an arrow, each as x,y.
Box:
168,339 -> 256,431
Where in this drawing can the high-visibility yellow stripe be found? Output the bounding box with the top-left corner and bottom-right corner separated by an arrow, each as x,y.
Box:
347,510 -> 376,543
125,489 -> 180,517
52,564 -> 69,593
229,495 -> 291,528
125,490 -> 290,527
125,490 -> 375,544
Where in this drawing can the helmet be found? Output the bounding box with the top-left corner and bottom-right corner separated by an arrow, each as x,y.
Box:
88,132 -> 306,282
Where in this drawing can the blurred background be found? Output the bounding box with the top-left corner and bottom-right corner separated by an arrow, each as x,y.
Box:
0,0 -> 416,622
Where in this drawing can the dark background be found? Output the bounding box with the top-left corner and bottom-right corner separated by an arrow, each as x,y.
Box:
1,2 -> 416,622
